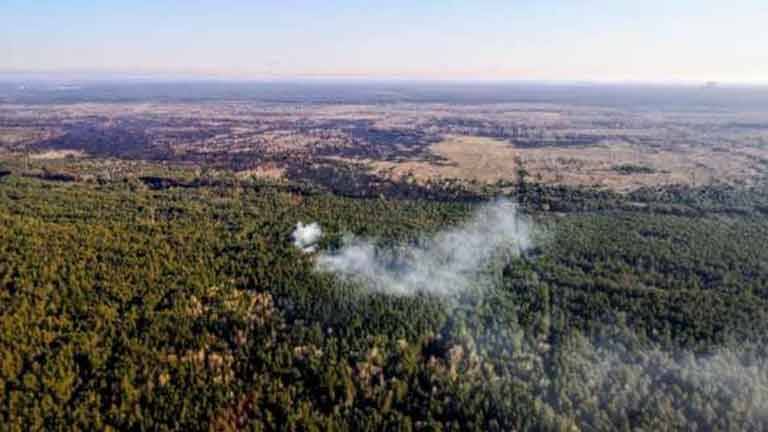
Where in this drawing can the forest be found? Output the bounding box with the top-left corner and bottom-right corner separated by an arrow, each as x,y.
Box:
2,165 -> 768,431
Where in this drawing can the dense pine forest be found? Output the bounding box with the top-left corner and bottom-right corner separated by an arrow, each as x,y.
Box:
3,169 -> 768,431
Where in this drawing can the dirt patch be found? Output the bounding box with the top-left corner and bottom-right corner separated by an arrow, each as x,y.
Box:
30,150 -> 87,160
235,164 -> 286,180
371,135 -> 519,183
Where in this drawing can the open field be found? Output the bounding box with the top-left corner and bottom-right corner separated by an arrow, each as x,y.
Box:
371,135 -> 520,183
2,99 -> 768,194
6,102 -> 768,191
370,134 -> 768,191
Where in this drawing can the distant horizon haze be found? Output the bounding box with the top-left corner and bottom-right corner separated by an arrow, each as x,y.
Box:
2,0 -> 767,85
0,70 -> 765,88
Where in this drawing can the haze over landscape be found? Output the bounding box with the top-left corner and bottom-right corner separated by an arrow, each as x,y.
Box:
3,0 -> 768,83
2,1 -> 768,431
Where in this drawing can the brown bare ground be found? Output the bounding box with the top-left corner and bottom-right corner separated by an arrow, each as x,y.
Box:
370,135 -> 768,191
30,150 -> 87,160
370,135 -> 519,183
235,164 -> 286,180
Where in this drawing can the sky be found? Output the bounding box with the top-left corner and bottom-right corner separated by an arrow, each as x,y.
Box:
1,0 -> 767,83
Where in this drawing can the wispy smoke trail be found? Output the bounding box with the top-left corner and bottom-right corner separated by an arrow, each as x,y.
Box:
315,200 -> 533,296
292,222 -> 323,253
541,335 -> 768,427
291,202 -> 768,426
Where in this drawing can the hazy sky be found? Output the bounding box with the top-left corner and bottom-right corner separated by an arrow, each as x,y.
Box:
2,0 -> 767,83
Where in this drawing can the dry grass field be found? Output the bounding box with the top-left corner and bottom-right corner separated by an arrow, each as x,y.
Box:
370,134 -> 768,191
371,135 -> 519,183
2,100 -> 767,192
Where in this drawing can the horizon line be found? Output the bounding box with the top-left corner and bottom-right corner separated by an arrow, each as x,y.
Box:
1,69 -> 767,88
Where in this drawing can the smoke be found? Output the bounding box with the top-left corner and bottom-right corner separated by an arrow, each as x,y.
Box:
288,201 -> 768,427
290,201 -> 768,426
543,335 -> 768,428
457,308 -> 768,428
315,200 -> 533,296
292,222 -> 323,253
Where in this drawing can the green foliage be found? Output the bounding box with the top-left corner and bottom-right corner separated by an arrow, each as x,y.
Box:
2,174 -> 768,430
613,164 -> 656,175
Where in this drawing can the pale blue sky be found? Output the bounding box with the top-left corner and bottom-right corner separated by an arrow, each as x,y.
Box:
1,0 -> 767,83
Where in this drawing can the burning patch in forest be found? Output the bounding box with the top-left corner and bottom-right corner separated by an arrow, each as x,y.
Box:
314,200 -> 533,296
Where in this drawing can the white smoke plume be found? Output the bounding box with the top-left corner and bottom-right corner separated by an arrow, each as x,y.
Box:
292,222 -> 323,253
535,334 -> 768,427
316,200 -> 533,296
